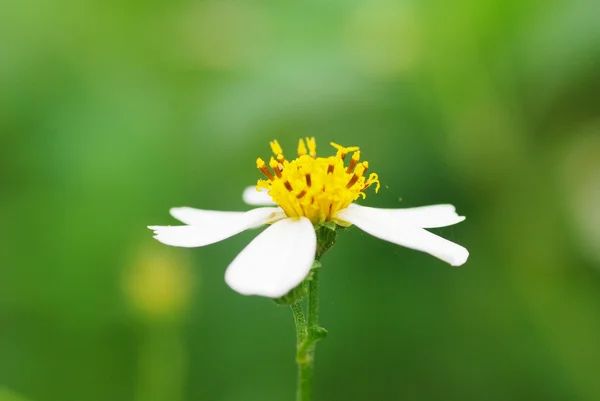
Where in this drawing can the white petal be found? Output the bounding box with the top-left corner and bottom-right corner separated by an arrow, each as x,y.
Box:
170,206 -> 284,228
242,186 -> 276,206
345,203 -> 465,228
148,207 -> 285,248
336,205 -> 469,266
225,217 -> 317,297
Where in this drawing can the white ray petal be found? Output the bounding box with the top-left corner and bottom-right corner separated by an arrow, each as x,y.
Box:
345,203 -> 465,228
148,207 -> 285,248
242,186 -> 276,206
225,217 -> 317,297
170,206 -> 284,228
336,205 -> 469,266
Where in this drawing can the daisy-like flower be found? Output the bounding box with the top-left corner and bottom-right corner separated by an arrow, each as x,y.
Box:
149,138 -> 468,298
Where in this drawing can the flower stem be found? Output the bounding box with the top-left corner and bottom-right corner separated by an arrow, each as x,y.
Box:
308,267 -> 319,330
291,261 -> 326,401
290,302 -> 307,344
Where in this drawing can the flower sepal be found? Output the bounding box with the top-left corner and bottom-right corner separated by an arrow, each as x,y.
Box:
272,275 -> 310,305
316,223 -> 337,259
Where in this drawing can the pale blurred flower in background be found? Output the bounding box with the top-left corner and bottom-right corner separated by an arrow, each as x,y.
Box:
123,246 -> 195,321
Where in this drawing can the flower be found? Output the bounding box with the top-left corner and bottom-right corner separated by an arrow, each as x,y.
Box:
149,138 -> 469,298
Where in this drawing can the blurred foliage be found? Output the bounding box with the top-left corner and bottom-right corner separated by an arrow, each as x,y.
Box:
1,0 -> 600,400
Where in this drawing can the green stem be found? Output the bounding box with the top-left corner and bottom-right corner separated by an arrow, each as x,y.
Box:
291,222 -> 335,401
290,302 -> 307,344
308,268 -> 319,329
292,261 -> 326,401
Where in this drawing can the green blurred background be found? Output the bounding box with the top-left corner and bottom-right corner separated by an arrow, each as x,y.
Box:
2,0 -> 600,400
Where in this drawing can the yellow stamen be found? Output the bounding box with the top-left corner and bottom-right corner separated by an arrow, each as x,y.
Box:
298,139 -> 307,156
346,151 -> 360,173
358,161 -> 368,175
270,140 -> 283,157
330,142 -> 360,161
346,173 -> 359,188
306,137 -> 317,158
269,157 -> 282,178
256,139 -> 380,223
364,173 -> 381,193
256,158 -> 274,181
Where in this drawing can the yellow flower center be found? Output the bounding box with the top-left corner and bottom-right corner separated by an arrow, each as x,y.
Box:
255,138 -> 381,224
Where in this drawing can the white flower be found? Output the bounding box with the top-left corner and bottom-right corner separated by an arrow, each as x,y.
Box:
149,139 -> 469,298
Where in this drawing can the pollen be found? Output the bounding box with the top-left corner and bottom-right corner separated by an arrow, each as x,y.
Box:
256,138 -> 380,223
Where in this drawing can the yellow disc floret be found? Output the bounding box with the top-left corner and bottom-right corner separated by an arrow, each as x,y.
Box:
255,138 -> 381,223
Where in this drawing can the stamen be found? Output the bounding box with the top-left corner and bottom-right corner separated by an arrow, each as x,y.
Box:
297,139 -> 307,156
347,162 -> 367,188
357,161 -> 369,176
346,174 -> 359,188
269,157 -> 282,178
330,142 -> 359,161
257,138 -> 380,224
331,143 -> 347,160
257,180 -> 270,191
330,142 -> 343,151
346,151 -> 360,173
256,158 -> 274,180
364,173 -> 381,192
306,137 -> 317,158
270,140 -> 283,157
